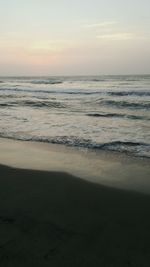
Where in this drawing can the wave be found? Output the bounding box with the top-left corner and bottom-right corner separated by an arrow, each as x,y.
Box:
0,134 -> 149,158
30,80 -> 63,85
91,79 -> 105,82
108,91 -> 150,97
97,140 -> 148,148
0,100 -> 66,109
1,86 -> 150,99
0,78 -> 64,85
96,141 -> 150,158
0,87 -> 57,94
87,113 -> 149,120
0,87 -> 101,95
98,100 -> 150,109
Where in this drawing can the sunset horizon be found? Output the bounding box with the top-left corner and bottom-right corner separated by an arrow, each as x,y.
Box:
0,0 -> 149,76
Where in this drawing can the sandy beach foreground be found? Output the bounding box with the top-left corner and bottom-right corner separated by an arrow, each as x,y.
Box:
0,164 -> 150,267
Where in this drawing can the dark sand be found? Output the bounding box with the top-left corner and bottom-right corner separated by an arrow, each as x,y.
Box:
0,164 -> 150,266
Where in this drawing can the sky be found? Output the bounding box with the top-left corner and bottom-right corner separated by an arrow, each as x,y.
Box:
0,0 -> 150,75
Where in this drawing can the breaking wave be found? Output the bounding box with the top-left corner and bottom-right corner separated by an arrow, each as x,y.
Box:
0,134 -> 149,158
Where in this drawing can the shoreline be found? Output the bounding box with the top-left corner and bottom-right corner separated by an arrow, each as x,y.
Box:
0,137 -> 150,194
0,164 -> 150,266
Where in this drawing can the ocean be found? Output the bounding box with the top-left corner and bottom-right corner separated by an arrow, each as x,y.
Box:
0,75 -> 150,158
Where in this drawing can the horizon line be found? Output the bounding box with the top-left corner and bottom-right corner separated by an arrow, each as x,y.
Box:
0,73 -> 150,78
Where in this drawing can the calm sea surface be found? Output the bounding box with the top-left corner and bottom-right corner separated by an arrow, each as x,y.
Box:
0,75 -> 150,157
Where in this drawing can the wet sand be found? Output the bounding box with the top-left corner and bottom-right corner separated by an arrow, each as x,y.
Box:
0,137 -> 150,194
0,164 -> 150,266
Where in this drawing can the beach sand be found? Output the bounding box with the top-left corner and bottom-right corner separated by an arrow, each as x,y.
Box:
0,165 -> 150,266
0,138 -> 150,266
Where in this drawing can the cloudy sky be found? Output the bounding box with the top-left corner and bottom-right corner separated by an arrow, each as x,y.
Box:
0,0 -> 149,75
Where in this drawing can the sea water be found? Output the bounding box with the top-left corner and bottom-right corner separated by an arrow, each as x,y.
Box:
0,75 -> 149,158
